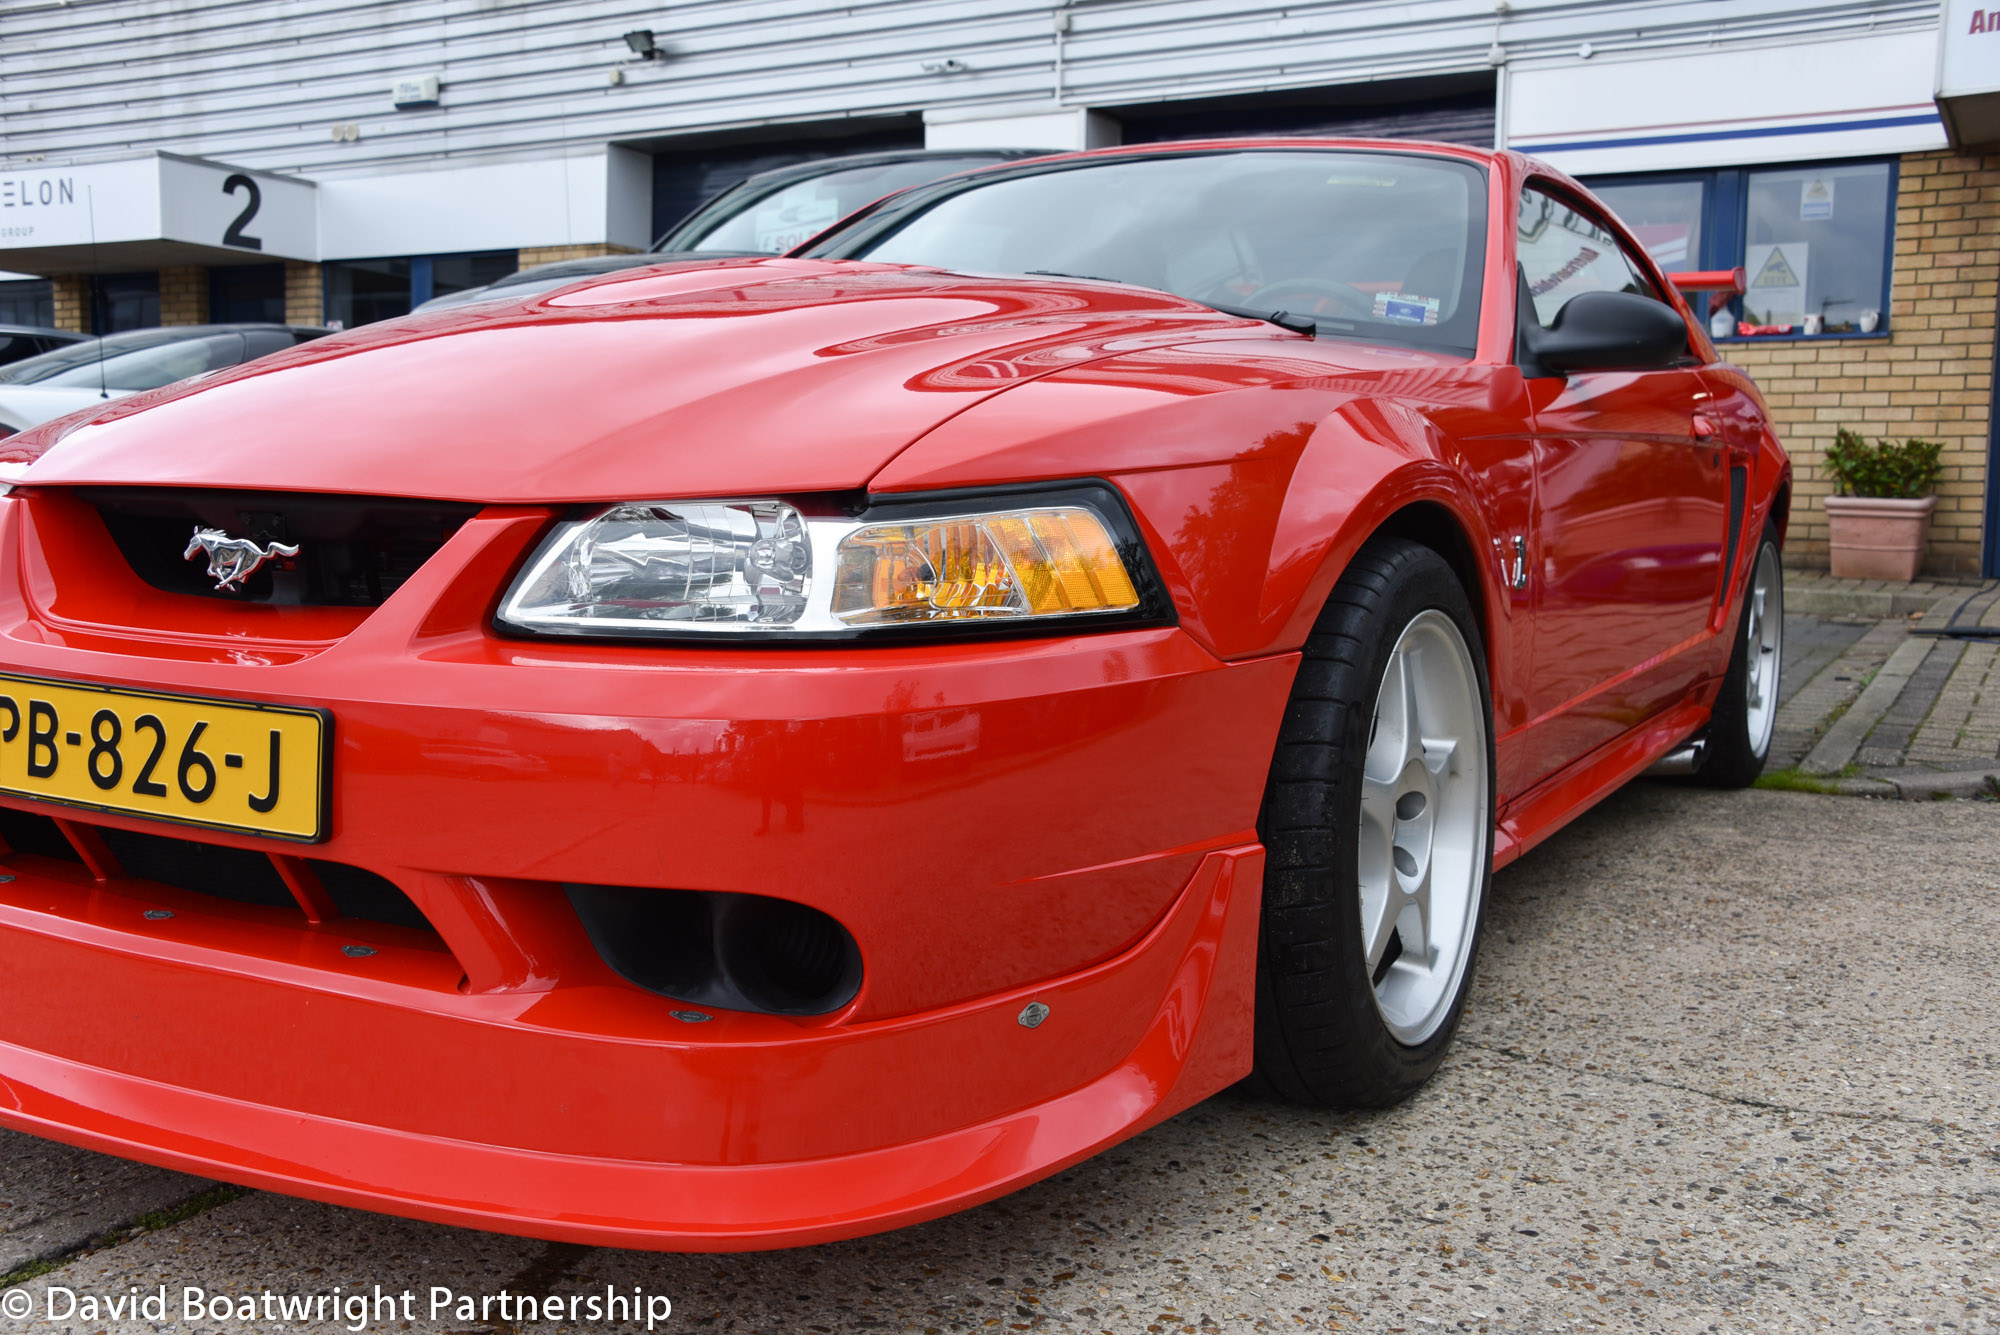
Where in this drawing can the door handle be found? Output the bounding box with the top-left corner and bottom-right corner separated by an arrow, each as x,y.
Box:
1692,413 -> 1718,439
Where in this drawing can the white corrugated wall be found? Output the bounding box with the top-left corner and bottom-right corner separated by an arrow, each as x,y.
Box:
0,0 -> 1941,175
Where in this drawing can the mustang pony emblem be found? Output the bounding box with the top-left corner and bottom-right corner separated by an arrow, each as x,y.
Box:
183,527 -> 301,592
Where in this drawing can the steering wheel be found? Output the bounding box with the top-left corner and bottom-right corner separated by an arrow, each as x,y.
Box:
1243,278 -> 1375,317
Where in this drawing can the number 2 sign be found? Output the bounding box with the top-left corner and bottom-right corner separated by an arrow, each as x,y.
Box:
221,173 -> 263,250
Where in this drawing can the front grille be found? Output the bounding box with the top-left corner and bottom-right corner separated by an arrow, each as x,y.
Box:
0,808 -> 433,934
0,806 -> 82,863
99,826 -> 297,909
83,487 -> 479,607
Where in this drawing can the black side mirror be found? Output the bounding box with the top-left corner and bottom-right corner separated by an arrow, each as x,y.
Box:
1517,279 -> 1691,378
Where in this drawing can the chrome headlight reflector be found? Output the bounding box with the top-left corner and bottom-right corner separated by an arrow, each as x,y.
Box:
502,501 -> 813,632
497,485 -> 1166,640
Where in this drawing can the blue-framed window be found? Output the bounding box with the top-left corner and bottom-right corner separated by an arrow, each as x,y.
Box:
322,250 -> 516,328
1585,158 -> 1896,342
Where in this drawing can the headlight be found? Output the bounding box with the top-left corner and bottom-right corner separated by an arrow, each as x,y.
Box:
496,483 -> 1168,640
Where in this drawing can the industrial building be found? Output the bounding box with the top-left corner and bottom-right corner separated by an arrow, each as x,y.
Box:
1,0 -> 1995,574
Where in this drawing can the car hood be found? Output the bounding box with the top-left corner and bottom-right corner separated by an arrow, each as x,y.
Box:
0,385 -> 136,433
6,260 -> 1265,503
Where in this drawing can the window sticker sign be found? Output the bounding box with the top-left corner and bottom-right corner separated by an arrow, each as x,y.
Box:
1374,292 -> 1440,325
1801,178 -> 1835,221
751,186 -> 842,253
1745,242 -> 1809,325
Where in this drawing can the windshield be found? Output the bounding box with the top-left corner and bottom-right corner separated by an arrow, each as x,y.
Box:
2,333 -> 246,391
665,156 -> 1019,255
810,150 -> 1488,353
0,327 -> 195,385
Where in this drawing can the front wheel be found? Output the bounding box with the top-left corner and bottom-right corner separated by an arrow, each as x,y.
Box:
1696,528 -> 1783,788
1251,538 -> 1495,1108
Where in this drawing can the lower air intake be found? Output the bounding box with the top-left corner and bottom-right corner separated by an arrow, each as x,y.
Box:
566,884 -> 863,1017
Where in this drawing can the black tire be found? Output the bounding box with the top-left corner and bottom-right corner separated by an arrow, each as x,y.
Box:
1249,537 -> 1496,1109
1696,525 -> 1783,789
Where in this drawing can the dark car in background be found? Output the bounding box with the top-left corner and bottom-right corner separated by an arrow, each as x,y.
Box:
0,325 -> 89,369
0,324 -> 328,435
415,148 -> 1047,312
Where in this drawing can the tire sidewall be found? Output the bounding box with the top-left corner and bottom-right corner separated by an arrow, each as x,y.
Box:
1335,557 -> 1496,1082
1697,528 -> 1782,788
1253,540 -> 1497,1106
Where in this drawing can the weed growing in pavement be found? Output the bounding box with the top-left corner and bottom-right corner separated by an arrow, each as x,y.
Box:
0,1185 -> 247,1290
0,1259 -> 61,1290
1753,768 -> 1845,794
135,1185 -> 246,1232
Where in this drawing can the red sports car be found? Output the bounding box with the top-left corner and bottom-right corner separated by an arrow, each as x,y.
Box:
0,141 -> 1787,1251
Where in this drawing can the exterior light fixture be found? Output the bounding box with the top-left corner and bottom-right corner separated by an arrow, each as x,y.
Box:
624,30 -> 662,60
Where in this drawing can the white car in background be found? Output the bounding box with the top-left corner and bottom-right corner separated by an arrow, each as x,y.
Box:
0,324 -> 328,436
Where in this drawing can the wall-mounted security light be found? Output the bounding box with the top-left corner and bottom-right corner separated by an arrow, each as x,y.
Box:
624,30 -> 662,60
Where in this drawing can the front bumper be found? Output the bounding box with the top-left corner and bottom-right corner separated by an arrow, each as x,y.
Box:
0,499 -> 1293,1248
0,843 -> 1261,1250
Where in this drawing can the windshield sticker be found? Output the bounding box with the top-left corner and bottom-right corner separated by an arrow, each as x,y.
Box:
752,193 -> 843,253
1374,292 -> 1441,325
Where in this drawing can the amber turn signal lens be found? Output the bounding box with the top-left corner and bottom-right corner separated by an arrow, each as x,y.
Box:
832,506 -> 1140,625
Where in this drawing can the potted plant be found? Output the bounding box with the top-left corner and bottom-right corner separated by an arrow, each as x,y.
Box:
1822,429 -> 1945,580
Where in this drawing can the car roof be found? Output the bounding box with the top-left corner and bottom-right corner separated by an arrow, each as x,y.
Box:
0,325 -> 88,340
733,146 -> 1046,191
112,323 -> 326,336
651,147 -> 1052,249
941,136 -> 1501,172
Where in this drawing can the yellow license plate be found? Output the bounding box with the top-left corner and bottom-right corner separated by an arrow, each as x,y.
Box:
0,674 -> 328,842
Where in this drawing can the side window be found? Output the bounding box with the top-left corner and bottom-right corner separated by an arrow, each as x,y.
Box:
1517,186 -> 1663,326
241,329 -> 297,358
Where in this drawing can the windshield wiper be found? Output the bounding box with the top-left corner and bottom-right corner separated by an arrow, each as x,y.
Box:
1025,269 -> 1126,284
1022,271 -> 1316,336
1202,302 -> 1316,336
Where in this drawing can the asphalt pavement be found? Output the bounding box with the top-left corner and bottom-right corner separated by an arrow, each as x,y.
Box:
1,784 -> 1995,1334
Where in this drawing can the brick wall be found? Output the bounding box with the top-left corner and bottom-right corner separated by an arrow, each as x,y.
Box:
157,265 -> 208,324
515,243 -> 638,267
284,262 -> 323,325
48,274 -> 88,332
1730,149 -> 1998,577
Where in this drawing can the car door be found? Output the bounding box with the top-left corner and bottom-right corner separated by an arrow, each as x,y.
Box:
1515,183 -> 1731,784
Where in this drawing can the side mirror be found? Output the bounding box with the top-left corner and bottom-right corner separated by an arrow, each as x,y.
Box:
1519,289 -> 1692,376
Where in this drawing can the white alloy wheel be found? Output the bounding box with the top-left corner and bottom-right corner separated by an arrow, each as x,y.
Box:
1357,609 -> 1490,1046
1743,541 -> 1783,759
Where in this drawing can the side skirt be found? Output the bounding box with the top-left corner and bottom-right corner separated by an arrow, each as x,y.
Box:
1491,699 -> 1710,870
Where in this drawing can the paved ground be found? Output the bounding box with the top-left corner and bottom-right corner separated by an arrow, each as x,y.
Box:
2,785 -> 1994,1333
1773,573 -> 2000,797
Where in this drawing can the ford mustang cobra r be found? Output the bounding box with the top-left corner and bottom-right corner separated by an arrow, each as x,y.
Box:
0,142 -> 1787,1250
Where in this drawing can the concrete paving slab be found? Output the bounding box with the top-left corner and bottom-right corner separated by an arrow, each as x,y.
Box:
1801,634 -> 1939,774
0,1130 -> 214,1277
1769,616 -> 1907,772
0,786 -> 1993,1333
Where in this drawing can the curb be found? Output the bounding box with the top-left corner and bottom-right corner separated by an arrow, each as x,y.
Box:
1831,769 -> 2000,801
1786,585 -> 1949,619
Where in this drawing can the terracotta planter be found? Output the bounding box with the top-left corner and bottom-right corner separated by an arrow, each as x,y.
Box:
1824,494 -> 1937,581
